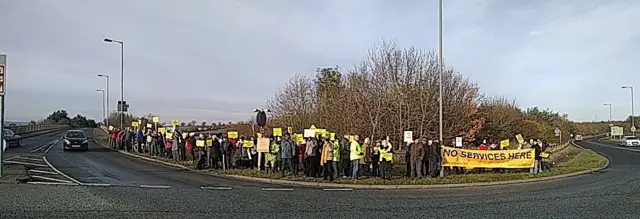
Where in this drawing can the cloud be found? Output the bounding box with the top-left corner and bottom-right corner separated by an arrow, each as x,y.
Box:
0,0 -> 638,123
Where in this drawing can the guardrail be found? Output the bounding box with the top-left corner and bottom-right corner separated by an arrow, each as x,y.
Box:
6,124 -> 69,134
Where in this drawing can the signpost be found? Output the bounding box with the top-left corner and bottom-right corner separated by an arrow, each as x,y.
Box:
0,54 -> 7,178
554,127 -> 562,144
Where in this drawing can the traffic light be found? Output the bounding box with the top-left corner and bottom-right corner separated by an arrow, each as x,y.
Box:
117,101 -> 130,112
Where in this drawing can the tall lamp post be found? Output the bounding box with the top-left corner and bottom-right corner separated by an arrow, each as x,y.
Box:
438,0 -> 445,178
96,89 -> 106,125
603,103 -> 612,124
622,86 -> 635,135
97,74 -> 110,126
103,38 -> 124,129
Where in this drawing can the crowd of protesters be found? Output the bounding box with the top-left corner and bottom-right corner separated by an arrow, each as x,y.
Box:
106,126 -> 550,181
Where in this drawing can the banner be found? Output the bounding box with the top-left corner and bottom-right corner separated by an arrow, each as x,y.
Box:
441,146 -> 535,168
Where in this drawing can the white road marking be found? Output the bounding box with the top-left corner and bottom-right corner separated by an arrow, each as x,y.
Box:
27,181 -> 77,186
200,186 -> 233,190
261,188 -> 294,191
44,140 -> 60,154
322,188 -> 353,191
3,160 -> 49,167
10,156 -> 46,162
82,183 -> 112,187
139,185 -> 171,189
30,175 -> 73,184
28,169 -> 59,175
42,156 -> 83,185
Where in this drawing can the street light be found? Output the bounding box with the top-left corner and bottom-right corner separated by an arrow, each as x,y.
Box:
603,103 -> 612,123
622,86 -> 635,134
97,74 -> 110,126
96,89 -> 106,125
438,0 -> 444,178
103,37 -> 124,130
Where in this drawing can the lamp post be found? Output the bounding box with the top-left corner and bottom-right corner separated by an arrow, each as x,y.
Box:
97,74 -> 109,126
103,38 -> 124,129
438,0 -> 445,178
603,103 -> 612,124
622,86 -> 635,134
96,89 -> 106,125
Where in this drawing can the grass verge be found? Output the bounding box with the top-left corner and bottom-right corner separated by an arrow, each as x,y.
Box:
223,149 -> 607,185
91,128 -> 607,185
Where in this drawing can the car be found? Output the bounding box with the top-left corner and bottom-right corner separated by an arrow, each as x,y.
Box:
575,135 -> 583,141
3,128 -> 22,148
62,130 -> 90,151
620,136 -> 640,147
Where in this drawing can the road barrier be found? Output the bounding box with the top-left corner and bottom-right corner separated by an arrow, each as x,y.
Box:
6,124 -> 69,135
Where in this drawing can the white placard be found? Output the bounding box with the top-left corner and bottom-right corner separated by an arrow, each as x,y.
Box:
403,131 -> 413,143
455,137 -> 463,147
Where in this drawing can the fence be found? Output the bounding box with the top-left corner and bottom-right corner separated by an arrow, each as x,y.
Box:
6,124 -> 69,134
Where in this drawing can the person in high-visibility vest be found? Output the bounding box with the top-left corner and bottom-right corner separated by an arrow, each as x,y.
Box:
380,139 -> 393,180
350,135 -> 363,180
332,139 -> 341,178
266,136 -> 280,174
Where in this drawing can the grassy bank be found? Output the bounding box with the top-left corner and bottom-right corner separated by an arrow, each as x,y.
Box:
224,148 -> 607,185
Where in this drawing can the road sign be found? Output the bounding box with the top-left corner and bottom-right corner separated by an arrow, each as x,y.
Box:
554,128 -> 561,136
632,126 -> 636,133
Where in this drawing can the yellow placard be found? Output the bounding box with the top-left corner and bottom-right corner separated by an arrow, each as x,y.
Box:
329,133 -> 335,140
166,132 -> 173,139
500,139 -> 510,149
243,140 -> 254,147
228,132 -> 238,139
310,125 -> 317,129
181,133 -> 188,139
196,140 -> 205,147
153,117 -> 159,123
131,121 -> 139,127
515,134 -> 524,144
295,134 -> 303,143
316,129 -> 327,137
441,146 -> 535,168
540,152 -> 550,158
158,127 -> 166,134
206,139 -> 213,146
349,135 -> 354,141
108,125 -> 114,131
172,120 -> 180,126
287,127 -> 293,133
273,128 -> 282,136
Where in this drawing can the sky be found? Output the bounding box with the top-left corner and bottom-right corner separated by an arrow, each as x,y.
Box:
1,0 -> 639,123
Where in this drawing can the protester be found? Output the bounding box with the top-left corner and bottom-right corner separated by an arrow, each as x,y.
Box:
350,135 -> 363,180
379,138 -> 393,180
280,133 -> 295,177
320,138 -> 334,181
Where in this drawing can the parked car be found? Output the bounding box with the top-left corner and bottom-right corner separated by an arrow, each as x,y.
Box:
3,128 -> 22,148
620,136 -> 640,147
575,135 -> 583,141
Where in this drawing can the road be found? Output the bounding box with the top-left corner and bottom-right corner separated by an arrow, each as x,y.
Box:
1,136 -> 639,218
2,130 -> 66,159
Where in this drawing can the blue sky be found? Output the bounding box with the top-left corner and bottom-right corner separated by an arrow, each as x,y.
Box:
0,0 -> 639,123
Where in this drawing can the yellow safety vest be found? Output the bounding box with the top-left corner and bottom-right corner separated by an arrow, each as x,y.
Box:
350,140 -> 363,160
380,146 -> 393,163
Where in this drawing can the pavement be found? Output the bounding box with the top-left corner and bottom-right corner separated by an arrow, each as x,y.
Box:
0,135 -> 639,218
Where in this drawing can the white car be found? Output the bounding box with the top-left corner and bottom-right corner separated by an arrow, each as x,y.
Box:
620,136 -> 640,147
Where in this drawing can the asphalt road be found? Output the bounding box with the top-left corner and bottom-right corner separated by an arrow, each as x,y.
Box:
45,129 -> 281,189
2,130 -> 66,159
1,136 -> 639,218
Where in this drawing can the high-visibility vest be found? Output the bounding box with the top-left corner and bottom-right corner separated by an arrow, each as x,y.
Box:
350,140 -> 363,160
333,140 -> 340,161
379,146 -> 393,163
